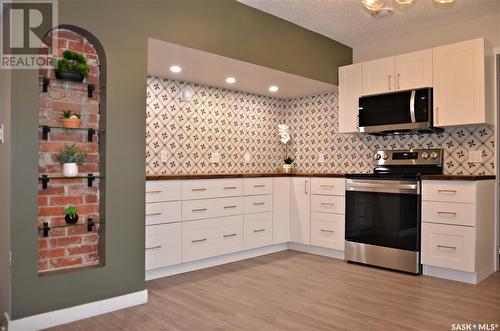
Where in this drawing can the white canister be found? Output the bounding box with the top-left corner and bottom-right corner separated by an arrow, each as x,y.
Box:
63,163 -> 79,177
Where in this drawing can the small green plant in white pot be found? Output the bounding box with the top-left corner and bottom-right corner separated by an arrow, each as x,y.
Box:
278,123 -> 295,173
58,144 -> 86,177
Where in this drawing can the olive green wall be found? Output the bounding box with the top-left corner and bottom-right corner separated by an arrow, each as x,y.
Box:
0,69 -> 12,323
9,0 -> 351,319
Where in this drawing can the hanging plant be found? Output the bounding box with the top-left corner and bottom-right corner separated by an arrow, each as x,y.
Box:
53,50 -> 90,82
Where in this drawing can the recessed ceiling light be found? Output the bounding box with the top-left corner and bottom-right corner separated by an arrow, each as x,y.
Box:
226,77 -> 236,84
170,65 -> 182,73
269,85 -> 279,92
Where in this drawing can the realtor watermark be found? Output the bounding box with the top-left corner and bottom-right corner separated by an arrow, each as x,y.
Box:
1,0 -> 57,69
451,323 -> 499,331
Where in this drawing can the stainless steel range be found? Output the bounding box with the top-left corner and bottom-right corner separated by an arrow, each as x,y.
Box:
344,148 -> 443,274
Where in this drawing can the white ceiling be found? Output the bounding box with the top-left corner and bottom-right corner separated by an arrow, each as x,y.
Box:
238,0 -> 500,47
147,38 -> 337,98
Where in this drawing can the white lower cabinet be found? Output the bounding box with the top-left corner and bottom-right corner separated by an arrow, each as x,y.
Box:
421,222 -> 475,272
244,212 -> 273,250
290,178 -> 311,244
145,222 -> 182,270
182,216 -> 243,263
311,212 -> 345,250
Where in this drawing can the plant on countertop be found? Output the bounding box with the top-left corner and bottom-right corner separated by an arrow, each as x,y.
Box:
59,144 -> 86,177
284,156 -> 294,165
53,50 -> 89,82
62,110 -> 82,128
278,124 -> 295,172
64,206 -> 79,224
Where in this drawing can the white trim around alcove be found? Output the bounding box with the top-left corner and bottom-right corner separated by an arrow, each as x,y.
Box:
6,290 -> 148,331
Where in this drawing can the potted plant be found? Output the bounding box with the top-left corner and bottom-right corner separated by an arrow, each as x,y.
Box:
58,144 -> 86,177
52,50 -> 89,82
64,206 -> 79,224
277,124 -> 295,173
62,110 -> 81,129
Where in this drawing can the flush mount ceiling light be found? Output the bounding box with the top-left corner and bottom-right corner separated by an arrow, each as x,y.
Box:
434,0 -> 455,3
362,0 -> 455,16
225,77 -> 236,84
169,65 -> 182,73
394,0 -> 414,5
362,0 -> 386,12
269,85 -> 279,93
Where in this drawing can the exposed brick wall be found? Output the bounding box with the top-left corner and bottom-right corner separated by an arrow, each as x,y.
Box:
38,29 -> 102,273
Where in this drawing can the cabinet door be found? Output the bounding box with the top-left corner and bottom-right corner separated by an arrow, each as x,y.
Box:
339,63 -> 362,133
290,178 -> 311,244
362,56 -> 395,96
433,38 -> 486,127
273,177 -> 291,244
395,49 -> 432,90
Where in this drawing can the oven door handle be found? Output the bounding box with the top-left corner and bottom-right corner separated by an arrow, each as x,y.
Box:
346,180 -> 419,194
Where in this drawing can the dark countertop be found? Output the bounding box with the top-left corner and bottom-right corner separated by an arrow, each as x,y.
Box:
420,175 -> 496,181
146,173 -> 496,181
146,172 -> 346,180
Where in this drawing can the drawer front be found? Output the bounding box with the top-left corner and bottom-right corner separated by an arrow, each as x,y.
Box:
182,216 -> 243,263
146,180 -> 181,203
422,181 -> 476,203
243,177 -> 273,196
311,195 -> 345,214
182,196 -> 243,221
244,195 -> 273,214
421,223 -> 475,272
311,212 -> 345,251
311,178 -> 345,196
422,201 -> 476,227
244,212 -> 273,250
145,223 -> 181,270
182,178 -> 243,200
145,201 -> 181,226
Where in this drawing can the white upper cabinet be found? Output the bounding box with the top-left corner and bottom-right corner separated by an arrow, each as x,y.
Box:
338,63 -> 362,133
395,49 -> 433,90
433,38 -> 491,127
361,56 -> 395,96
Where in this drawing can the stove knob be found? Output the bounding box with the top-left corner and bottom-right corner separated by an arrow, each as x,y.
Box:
421,152 -> 429,160
375,154 -> 382,160
430,152 -> 439,160
383,154 -> 389,160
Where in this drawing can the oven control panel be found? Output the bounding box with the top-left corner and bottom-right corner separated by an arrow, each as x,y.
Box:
374,149 -> 443,166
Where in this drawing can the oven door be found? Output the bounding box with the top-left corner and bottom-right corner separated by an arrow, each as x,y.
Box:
345,178 -> 420,252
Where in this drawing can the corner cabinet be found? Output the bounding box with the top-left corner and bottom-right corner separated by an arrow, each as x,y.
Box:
433,38 -> 493,127
290,177 -> 311,244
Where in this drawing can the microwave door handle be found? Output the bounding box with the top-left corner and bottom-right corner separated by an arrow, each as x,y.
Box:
409,90 -> 416,123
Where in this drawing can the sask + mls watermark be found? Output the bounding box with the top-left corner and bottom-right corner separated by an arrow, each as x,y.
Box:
1,0 -> 57,69
451,323 -> 499,331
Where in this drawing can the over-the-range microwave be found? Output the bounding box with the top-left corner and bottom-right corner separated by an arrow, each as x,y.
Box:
358,87 -> 442,135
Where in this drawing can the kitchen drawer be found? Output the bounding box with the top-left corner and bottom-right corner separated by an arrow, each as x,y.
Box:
182,196 -> 243,221
182,178 -> 243,200
145,201 -> 181,226
182,215 -> 243,262
244,194 -> 272,214
422,201 -> 475,227
311,195 -> 345,214
145,222 -> 181,270
311,212 -> 345,250
421,223 -> 475,272
146,180 -> 181,203
422,181 -> 476,203
311,178 -> 345,196
244,212 -> 273,250
243,177 -> 273,196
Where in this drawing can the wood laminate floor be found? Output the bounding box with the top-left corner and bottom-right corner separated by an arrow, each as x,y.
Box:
48,251 -> 500,331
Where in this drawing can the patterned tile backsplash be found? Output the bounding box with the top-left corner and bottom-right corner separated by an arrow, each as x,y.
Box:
146,76 -> 495,176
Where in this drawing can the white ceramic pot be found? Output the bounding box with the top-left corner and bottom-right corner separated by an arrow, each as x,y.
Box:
63,163 -> 79,177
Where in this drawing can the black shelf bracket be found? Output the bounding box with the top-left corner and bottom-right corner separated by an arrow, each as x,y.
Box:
41,175 -> 50,189
42,126 -> 50,140
87,218 -> 94,232
42,77 -> 50,93
42,222 -> 50,237
87,174 -> 96,187
87,128 -> 96,142
88,84 -> 95,98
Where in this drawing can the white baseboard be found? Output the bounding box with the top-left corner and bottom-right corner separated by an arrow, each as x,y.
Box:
289,242 -> 345,260
7,289 -> 148,331
146,243 -> 289,281
423,265 -> 479,284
